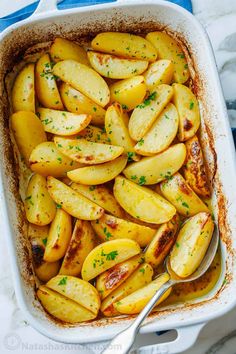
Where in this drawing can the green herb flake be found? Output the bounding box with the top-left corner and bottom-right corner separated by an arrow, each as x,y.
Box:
58,277 -> 67,286
138,176 -> 146,185
127,152 -> 135,162
56,203 -> 62,209
137,91 -> 157,109
131,175 -> 137,180
176,242 -> 180,248
89,186 -> 96,191
189,101 -> 194,110
137,138 -> 144,146
182,202 -> 189,208
42,238 -> 47,246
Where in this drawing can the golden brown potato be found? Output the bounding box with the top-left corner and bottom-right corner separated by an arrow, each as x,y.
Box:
113,176 -> 176,224
44,208 -> 72,262
59,220 -> 96,276
134,103 -> 179,156
54,136 -> 124,164
160,173 -> 209,216
146,32 -> 190,83
88,51 -> 148,79
47,176 -> 104,220
60,83 -> 106,126
145,214 -> 179,269
29,142 -> 83,177
50,37 -> 89,65
10,111 -> 47,165
143,59 -> 174,90
12,63 -> 35,112
67,155 -> 127,185
92,32 -> 157,62
28,224 -> 60,282
25,174 -> 56,226
96,255 -> 143,300
173,83 -> 200,142
124,143 -> 186,185
76,125 -> 110,144
170,212 -> 214,277
91,213 -> 156,247
53,60 -> 110,107
101,263 -> 153,316
129,84 -> 174,141
81,239 -> 141,281
35,53 -> 63,110
183,135 -> 210,198
114,273 -> 171,314
71,183 -> 124,218
110,76 -> 147,112
37,108 -> 91,136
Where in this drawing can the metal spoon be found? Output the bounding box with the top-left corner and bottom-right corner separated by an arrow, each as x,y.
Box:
101,225 -> 219,354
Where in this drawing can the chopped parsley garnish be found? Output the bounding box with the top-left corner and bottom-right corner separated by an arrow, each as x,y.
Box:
56,203 -> 62,209
42,238 -> 47,246
131,175 -> 137,180
103,227 -> 112,241
137,92 -> 157,109
137,138 -> 144,146
189,101 -> 194,110
182,202 -> 189,208
138,176 -> 146,185
58,277 -> 67,286
127,152 -> 135,162
176,242 -> 180,248
122,104 -> 128,110
89,186 -> 96,191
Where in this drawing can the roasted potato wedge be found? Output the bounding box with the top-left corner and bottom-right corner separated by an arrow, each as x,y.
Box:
96,255 -> 143,300
124,143 -> 186,185
105,103 -> 138,160
50,37 -> 89,65
113,176 -> 176,224
60,83 -> 105,126
76,125 -> 110,144
134,103 -> 179,156
37,285 -> 96,323
173,83 -> 200,142
101,263 -> 153,317
37,108 -> 91,136
11,111 -> 47,165
29,142 -> 82,177
47,177 -> 104,220
47,275 -> 100,315
170,212 -> 214,277
91,213 -> 156,247
143,59 -> 174,90
35,53 -> 63,110
53,60 -> 110,107
43,208 -> 72,262
25,174 -> 56,226
110,76 -> 146,112
28,224 -> 60,282
12,63 -> 35,112
67,155 -> 127,185
81,239 -> 141,281
92,32 -> 157,62
160,173 -> 209,216
59,220 -> 96,276
71,183 -> 124,218
88,51 -> 148,79
54,136 -> 124,164
145,214 -> 179,269
146,32 -> 190,83
129,84 -> 174,141
114,273 -> 171,314
183,135 -> 210,198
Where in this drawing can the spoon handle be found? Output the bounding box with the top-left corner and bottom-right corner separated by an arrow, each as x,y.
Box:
101,276 -> 173,354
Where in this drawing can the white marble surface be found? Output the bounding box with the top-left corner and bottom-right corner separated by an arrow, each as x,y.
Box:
1,1 -> 236,353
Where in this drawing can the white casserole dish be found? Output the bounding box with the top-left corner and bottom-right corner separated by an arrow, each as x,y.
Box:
1,0 -> 236,352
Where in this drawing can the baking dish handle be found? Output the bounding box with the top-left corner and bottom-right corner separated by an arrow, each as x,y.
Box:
131,323 -> 205,354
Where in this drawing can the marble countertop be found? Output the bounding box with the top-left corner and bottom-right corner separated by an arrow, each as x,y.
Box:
1,1 -> 236,353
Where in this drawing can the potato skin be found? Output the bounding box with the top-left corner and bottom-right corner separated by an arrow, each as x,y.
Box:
35,53 -> 63,110
59,220 -> 96,276
96,255 -> 143,299
11,111 -> 47,165
143,59 -> 174,90
44,208 -> 72,262
114,273 -> 171,315
25,174 -> 56,226
101,263 -> 153,316
183,135 -> 210,198
12,63 -> 35,112
170,212 -> 214,277
145,214 -> 179,269
160,173 -> 209,216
